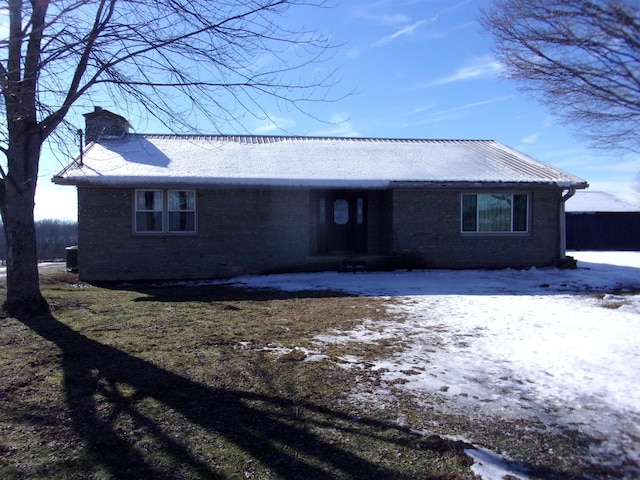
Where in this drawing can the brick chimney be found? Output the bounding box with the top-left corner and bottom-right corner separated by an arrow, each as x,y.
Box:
83,106 -> 131,143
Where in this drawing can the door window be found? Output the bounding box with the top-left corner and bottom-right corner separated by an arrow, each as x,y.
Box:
333,199 -> 349,225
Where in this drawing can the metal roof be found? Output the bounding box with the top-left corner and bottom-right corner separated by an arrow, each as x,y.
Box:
53,134 -> 588,189
566,191 -> 639,213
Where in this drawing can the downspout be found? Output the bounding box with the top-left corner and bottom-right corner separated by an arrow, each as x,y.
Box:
559,187 -> 577,259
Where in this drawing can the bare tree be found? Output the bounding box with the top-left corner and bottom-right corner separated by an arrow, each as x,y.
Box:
479,0 -> 640,151
0,0 -> 338,317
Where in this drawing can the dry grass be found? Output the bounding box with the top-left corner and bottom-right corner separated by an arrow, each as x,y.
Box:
0,267 -> 621,479
0,268 -> 479,480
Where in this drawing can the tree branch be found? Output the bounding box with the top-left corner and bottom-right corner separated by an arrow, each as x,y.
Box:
480,0 -> 640,151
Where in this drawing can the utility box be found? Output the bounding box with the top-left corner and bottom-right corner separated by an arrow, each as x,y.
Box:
66,245 -> 78,272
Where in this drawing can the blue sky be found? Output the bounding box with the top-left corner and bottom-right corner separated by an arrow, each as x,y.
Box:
36,0 -> 640,220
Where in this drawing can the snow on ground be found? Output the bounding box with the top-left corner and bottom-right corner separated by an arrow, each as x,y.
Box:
230,252 -> 640,479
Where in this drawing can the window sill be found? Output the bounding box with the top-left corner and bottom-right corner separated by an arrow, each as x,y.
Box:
133,231 -> 198,236
460,231 -> 530,237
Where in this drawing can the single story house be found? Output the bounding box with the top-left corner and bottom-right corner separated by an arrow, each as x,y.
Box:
566,191 -> 640,251
53,108 -> 588,282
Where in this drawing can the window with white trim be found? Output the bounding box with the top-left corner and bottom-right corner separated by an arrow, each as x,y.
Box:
135,190 -> 164,232
135,189 -> 196,233
168,190 -> 196,232
461,194 -> 528,233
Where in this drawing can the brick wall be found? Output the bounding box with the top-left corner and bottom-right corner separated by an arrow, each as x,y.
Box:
77,187 -> 313,282
83,107 -> 130,143
391,189 -> 562,269
77,186 -> 564,282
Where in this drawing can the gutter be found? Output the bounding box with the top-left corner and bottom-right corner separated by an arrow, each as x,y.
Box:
559,187 -> 577,259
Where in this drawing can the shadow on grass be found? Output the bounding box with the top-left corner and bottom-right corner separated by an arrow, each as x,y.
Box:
15,311 -> 474,479
125,283 -> 356,303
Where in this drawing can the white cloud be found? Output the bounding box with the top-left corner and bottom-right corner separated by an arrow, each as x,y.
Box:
309,113 -> 360,137
352,6 -> 411,27
429,57 -> 503,86
427,0 -> 474,25
378,13 -> 413,26
358,0 -> 472,49
412,95 -> 514,125
373,19 -> 427,47
345,47 -> 362,59
410,103 -> 437,115
520,133 -> 539,144
252,115 -> 296,134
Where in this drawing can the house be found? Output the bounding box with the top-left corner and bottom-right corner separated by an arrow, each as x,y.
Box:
53,108 -> 588,282
566,191 -> 640,251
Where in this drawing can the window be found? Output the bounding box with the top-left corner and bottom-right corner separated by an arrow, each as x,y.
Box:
318,197 -> 326,225
135,189 -> 196,233
168,190 -> 195,232
333,199 -> 349,225
356,197 -> 364,224
462,194 -> 528,233
135,190 -> 163,232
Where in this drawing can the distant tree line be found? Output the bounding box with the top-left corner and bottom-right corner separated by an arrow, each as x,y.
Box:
0,220 -> 78,263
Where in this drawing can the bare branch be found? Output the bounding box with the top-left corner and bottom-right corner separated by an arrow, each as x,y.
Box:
29,0 -> 339,141
480,0 -> 640,152
0,0 -> 342,311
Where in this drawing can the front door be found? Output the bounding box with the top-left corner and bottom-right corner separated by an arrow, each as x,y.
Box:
317,191 -> 367,253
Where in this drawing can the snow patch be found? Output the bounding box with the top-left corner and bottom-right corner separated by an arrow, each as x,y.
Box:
466,447 -> 530,480
231,251 -> 640,478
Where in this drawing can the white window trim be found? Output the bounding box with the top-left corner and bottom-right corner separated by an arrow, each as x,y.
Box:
134,189 -> 164,234
167,190 -> 197,233
134,189 -> 197,234
460,193 -> 530,235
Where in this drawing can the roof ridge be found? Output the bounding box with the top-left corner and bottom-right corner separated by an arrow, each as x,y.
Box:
135,133 -> 496,143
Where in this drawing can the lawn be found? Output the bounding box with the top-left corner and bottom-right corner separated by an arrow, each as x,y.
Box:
0,263 -> 633,479
1,268 -> 478,480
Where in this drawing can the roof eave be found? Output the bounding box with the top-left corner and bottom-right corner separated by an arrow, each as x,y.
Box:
51,176 -> 589,190
390,180 -> 589,189
52,176 -> 76,186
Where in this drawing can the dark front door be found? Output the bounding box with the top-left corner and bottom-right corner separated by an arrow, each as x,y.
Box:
317,191 -> 367,253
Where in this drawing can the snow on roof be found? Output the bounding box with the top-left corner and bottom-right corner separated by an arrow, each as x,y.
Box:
53,134 -> 588,189
566,190 -> 640,213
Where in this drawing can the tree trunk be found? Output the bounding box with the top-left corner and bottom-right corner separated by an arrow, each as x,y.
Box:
1,136 -> 48,318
